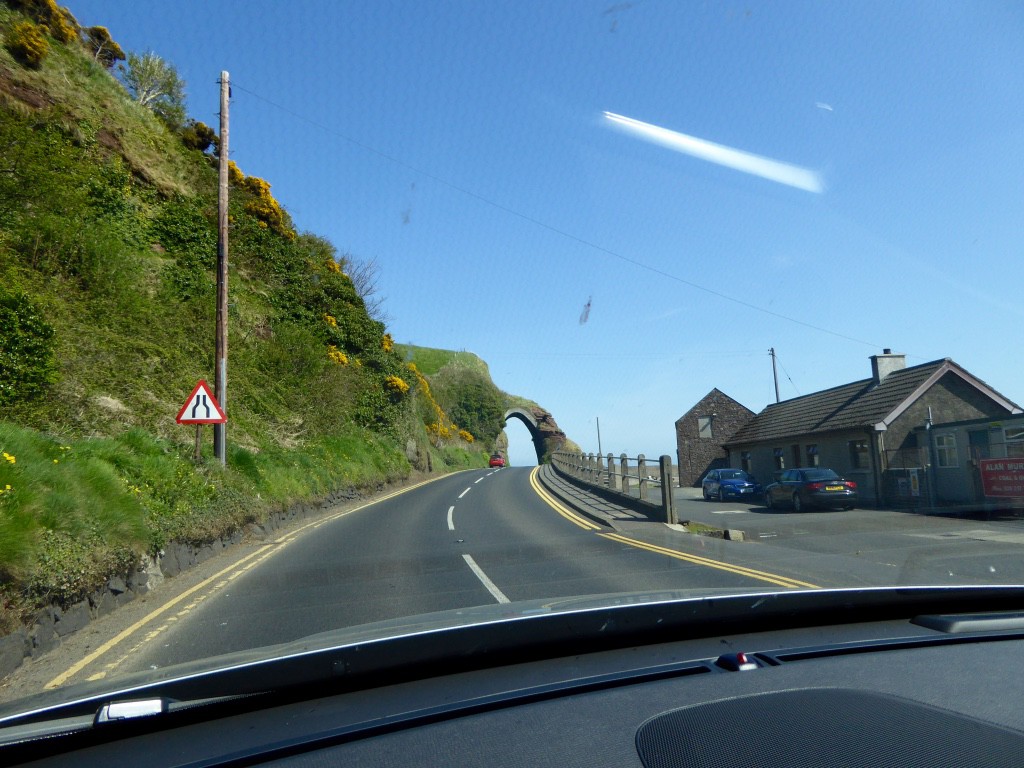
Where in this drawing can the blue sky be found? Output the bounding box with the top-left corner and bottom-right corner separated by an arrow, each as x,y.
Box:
67,1 -> 1023,465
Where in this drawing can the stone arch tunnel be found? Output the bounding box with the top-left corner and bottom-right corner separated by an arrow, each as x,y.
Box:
503,406 -> 568,464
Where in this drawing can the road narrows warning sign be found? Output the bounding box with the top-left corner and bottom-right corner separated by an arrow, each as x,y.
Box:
176,380 -> 227,424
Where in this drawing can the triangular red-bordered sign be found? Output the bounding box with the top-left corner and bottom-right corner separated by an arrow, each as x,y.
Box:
176,380 -> 227,424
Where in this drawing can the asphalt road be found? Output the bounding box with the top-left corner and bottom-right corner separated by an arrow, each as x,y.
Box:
669,492 -> 1024,586
115,467 -> 806,673
7,466 -> 1024,703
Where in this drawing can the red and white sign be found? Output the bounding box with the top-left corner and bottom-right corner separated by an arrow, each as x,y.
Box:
176,380 -> 226,424
979,458 -> 1024,498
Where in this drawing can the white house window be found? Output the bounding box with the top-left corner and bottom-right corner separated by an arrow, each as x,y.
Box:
697,416 -> 713,439
935,434 -> 958,468
740,451 -> 751,472
773,448 -> 784,470
1005,427 -> 1024,458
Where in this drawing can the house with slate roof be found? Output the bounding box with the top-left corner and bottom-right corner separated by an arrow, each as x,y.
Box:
675,389 -> 754,487
723,351 -> 1022,507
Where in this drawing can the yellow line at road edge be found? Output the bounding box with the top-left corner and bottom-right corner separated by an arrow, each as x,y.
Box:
526,466 -> 816,590
528,467 -> 601,530
600,532 -> 819,589
45,471 -> 466,690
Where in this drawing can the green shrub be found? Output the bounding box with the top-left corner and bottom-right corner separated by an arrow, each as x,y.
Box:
26,213 -> 137,300
84,25 -> 125,69
7,0 -> 78,43
239,175 -> 295,239
431,365 -> 506,446
6,21 -> 49,68
86,157 -> 148,248
0,289 -> 58,407
150,195 -> 218,299
180,120 -> 216,153
256,323 -> 328,382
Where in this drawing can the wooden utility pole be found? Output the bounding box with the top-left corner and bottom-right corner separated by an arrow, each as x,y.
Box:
770,348 -> 778,405
213,71 -> 230,466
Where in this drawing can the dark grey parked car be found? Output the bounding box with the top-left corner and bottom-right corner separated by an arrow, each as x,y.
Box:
764,468 -> 858,511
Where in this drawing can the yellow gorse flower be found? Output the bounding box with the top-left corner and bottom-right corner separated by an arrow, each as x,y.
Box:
385,375 -> 410,395
406,365 -> 462,442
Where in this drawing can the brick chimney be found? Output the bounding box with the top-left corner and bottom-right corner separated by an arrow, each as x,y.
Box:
870,349 -> 906,385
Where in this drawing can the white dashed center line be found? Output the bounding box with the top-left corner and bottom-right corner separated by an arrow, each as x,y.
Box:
462,555 -> 510,604
458,487 -> 471,499
447,505 -> 455,531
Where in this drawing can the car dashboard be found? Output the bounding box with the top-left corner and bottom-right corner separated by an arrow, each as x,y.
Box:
4,588 -> 1024,767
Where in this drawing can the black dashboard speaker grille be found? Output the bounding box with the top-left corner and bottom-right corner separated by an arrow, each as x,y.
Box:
636,688 -> 1024,768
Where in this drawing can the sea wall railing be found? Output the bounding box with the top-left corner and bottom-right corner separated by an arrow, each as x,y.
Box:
550,451 -> 676,524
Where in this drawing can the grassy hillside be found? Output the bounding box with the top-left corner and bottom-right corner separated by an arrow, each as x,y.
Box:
0,4 -> 509,631
396,344 -> 492,377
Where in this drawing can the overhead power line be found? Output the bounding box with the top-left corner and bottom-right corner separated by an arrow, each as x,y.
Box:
231,82 -> 884,350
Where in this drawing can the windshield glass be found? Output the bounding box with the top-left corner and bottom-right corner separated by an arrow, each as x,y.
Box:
719,470 -> 750,480
0,0 -> 1021,712
803,469 -> 842,482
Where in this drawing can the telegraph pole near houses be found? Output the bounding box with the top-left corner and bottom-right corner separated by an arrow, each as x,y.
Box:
769,347 -> 780,404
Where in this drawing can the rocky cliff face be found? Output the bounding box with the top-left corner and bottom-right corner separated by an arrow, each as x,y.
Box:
529,405 -> 568,461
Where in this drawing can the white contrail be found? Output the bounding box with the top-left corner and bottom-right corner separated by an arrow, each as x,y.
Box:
603,111 -> 824,193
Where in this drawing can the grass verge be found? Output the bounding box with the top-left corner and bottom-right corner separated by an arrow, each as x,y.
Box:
0,420 -> 419,633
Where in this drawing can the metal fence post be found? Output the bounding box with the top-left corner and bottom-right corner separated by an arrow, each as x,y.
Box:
660,454 -> 676,524
638,454 -> 648,500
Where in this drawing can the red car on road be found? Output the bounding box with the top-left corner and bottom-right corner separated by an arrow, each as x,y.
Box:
489,453 -> 506,468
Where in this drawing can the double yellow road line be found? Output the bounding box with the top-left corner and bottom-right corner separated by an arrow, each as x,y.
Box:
599,532 -> 817,589
529,467 -> 602,531
529,467 -> 818,590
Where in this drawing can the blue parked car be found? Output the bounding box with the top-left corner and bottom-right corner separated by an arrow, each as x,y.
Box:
702,468 -> 762,501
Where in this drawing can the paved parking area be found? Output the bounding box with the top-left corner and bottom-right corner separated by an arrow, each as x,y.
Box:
542,468 -> 1024,587
675,494 -> 1024,544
